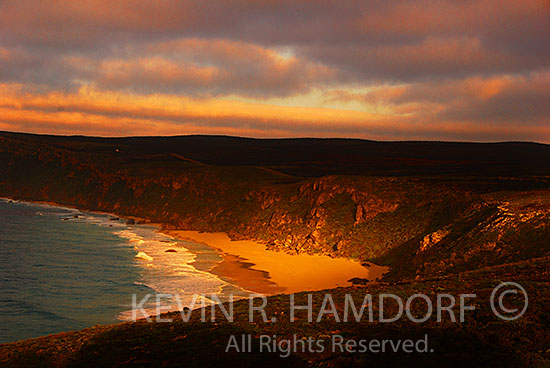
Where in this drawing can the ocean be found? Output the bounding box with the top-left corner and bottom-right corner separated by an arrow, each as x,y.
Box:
0,198 -> 247,344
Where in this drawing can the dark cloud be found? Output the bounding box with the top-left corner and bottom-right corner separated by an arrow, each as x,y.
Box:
94,40 -> 335,97
0,0 -> 548,141
439,74 -> 550,124
326,72 -> 550,131
1,0 -> 548,83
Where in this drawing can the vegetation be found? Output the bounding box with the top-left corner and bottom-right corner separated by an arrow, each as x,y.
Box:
1,256 -> 549,367
0,131 -> 549,366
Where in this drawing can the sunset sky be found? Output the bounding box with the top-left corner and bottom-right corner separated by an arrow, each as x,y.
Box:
0,0 -> 549,142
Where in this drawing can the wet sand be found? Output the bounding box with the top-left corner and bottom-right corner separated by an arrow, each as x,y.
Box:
164,230 -> 389,295
2,198 -> 389,296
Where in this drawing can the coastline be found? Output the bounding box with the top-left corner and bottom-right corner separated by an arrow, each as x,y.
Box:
164,230 -> 388,294
1,197 -> 285,296
1,196 -> 388,296
0,197 -> 150,224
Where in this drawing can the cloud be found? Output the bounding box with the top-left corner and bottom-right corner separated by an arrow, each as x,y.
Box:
0,0 -> 548,141
1,83 -> 548,142
2,0 -> 548,82
325,72 -> 550,137
93,39 -> 334,97
0,39 -> 334,98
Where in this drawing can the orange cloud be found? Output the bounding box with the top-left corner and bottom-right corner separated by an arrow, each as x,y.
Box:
98,57 -> 219,88
0,83 -> 394,133
56,39 -> 334,98
0,1 -> 548,141
0,82 -> 548,142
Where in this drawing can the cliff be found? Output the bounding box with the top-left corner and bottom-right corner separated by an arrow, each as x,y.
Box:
1,132 -> 549,280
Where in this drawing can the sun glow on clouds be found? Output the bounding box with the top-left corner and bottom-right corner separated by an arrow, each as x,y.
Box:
0,0 -> 548,142
0,84 -> 396,135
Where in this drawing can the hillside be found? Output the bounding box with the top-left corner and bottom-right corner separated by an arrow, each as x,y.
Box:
1,256 -> 549,367
3,131 -> 550,177
1,132 -> 550,366
0,132 -> 549,280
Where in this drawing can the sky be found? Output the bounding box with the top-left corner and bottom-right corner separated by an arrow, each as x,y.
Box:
0,0 -> 549,142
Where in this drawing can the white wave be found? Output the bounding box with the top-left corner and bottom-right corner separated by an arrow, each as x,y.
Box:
3,199 -> 247,322
79,215 -> 128,229
110,221 -> 250,322
135,251 -> 153,261
115,230 -> 144,244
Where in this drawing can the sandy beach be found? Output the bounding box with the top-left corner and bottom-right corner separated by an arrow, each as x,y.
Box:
2,197 -> 388,296
164,230 -> 389,295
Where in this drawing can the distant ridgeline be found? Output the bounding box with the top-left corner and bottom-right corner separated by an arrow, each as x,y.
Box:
1,131 -> 549,280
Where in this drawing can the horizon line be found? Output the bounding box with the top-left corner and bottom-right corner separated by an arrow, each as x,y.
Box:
1,130 -> 548,146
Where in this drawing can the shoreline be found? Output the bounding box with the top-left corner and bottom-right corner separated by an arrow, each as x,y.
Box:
0,197 -> 150,224
164,230 -> 389,295
1,196 -> 389,296
1,197 -> 287,296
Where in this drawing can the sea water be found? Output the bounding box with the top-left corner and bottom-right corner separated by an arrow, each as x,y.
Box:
0,198 -> 247,343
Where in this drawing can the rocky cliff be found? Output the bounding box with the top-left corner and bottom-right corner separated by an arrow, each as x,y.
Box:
1,132 -> 549,280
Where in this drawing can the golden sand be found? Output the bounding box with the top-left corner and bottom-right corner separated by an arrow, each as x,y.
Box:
164,230 -> 388,295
